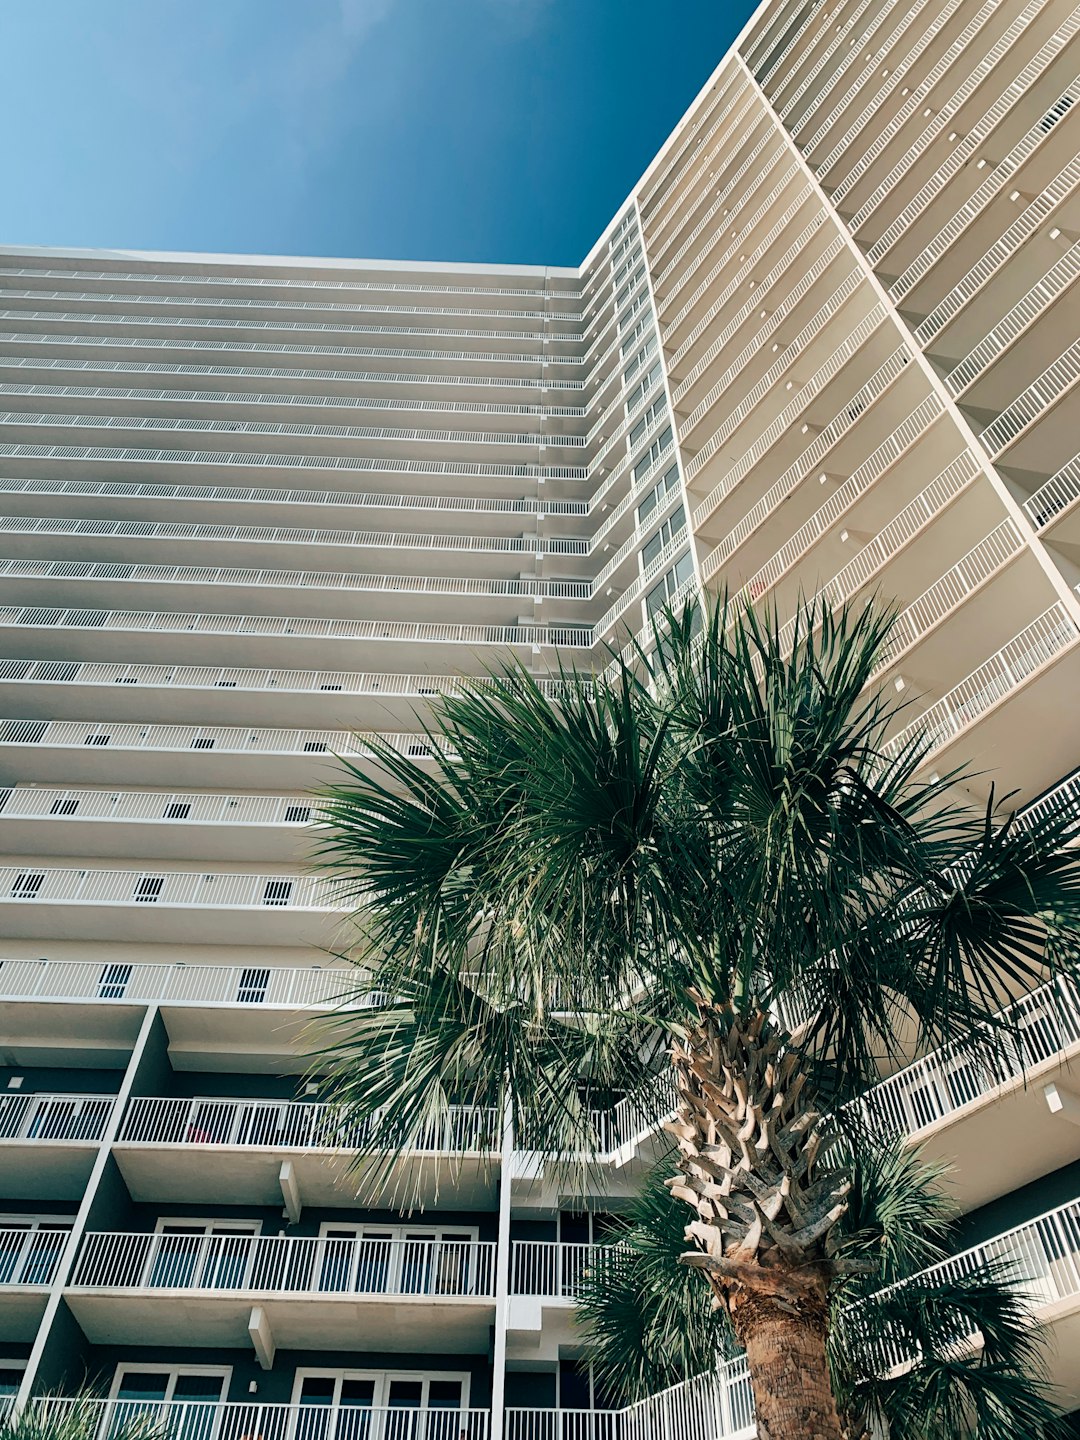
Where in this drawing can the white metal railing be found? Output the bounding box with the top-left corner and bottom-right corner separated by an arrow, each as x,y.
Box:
0,956 -> 364,1008
742,399 -> 952,603
770,449 -> 980,647
872,519 -> 1024,671
688,310 -> 890,497
881,604 -> 1079,760
840,0 -> 1047,219
506,1358 -> 755,1440
35,1398 -> 491,1440
0,438 -> 587,486
946,241 -> 1080,395
914,153 -> 1080,344
0,786 -> 323,828
890,72 -> 1080,302
0,866 -> 346,911
0,379 -> 586,424
0,1090 -> 114,1142
0,259 -> 581,303
0,1225 -> 71,1286
0,556 -> 591,604
667,176 -> 809,373
863,13 -> 1080,266
795,0 -> 959,156
0,406 -> 586,453
0,606 -> 594,652
700,348 -> 914,574
0,472 -> 587,519
861,969 -> 1080,1140
510,1242 -> 598,1298
864,1195 -> 1080,1374
0,716 -> 447,764
0,290 -> 567,341
980,336 -> 1080,455
1023,451 -> 1080,528
670,218 -> 835,404
118,1097 -> 497,1152
70,1230 -> 496,1298
681,268 -> 862,447
0,656 -> 504,701
0,512 -> 589,560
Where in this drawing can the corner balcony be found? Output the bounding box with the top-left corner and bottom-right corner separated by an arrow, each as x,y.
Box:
37,1399 -> 491,1440
0,1090 -> 115,1198
113,1097 -> 499,1209
0,1223 -> 70,1341
66,1230 -> 497,1355
0,865 -> 346,945
879,604 -> 1080,803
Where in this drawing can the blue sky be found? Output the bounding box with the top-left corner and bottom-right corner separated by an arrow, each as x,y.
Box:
1,0 -> 756,267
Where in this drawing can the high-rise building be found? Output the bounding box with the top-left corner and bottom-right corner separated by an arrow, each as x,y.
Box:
1,0 -> 1079,1429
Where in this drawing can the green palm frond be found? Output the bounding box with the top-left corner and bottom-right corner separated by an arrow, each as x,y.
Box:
1,1396 -> 170,1440
574,1161 -> 734,1403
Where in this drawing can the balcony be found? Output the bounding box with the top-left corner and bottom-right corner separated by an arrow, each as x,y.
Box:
0,1223 -> 70,1341
66,1230 -> 497,1352
0,865 -> 346,945
506,1359 -> 754,1440
113,1097 -> 499,1209
879,603 -> 1079,775
859,961 -> 1080,1210
510,1242 -> 595,1301
37,1399 -> 491,1440
0,1091 -> 115,1199
0,956 -> 360,1008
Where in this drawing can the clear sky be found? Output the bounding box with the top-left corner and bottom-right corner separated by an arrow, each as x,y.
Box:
1,0 -> 757,268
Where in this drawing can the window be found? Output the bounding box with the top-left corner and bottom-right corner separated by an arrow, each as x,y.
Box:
637,463 -> 681,524
163,802 -> 191,820
0,1216 -> 73,1286
284,806 -> 312,824
109,1362 -> 230,1439
641,506 -> 686,572
0,1363 -> 25,1409
11,873 -> 44,899
292,1371 -> 471,1432
645,552 -> 695,621
622,333 -> 657,386
314,1225 -> 479,1298
633,424 -> 674,484
145,1221 -> 259,1291
134,876 -> 164,904
49,797 -> 79,816
214,681 -> 237,688
629,396 -> 667,451
304,740 -> 328,753
191,737 -> 214,750
624,361 -> 663,416
84,733 -> 111,746
320,684 -> 343,692
263,880 -> 293,907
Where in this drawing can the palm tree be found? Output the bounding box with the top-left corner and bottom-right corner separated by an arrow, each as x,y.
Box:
0,1394 -> 170,1440
576,1140 -> 1070,1438
313,598 -> 1080,1439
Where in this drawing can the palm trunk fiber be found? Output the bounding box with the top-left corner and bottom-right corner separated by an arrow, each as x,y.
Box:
730,1292 -> 845,1440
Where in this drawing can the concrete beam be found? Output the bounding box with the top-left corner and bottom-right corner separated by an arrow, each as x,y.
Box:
249,1306 -> 275,1370
279,1159 -> 302,1223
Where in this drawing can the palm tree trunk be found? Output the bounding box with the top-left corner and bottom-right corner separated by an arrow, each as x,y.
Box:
729,1292 -> 846,1440
666,1004 -> 854,1438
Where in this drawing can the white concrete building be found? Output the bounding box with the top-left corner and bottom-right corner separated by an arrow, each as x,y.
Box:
1,0 -> 1079,1429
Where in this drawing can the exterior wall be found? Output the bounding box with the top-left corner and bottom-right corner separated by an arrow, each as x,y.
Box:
2,0 -> 1080,1426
